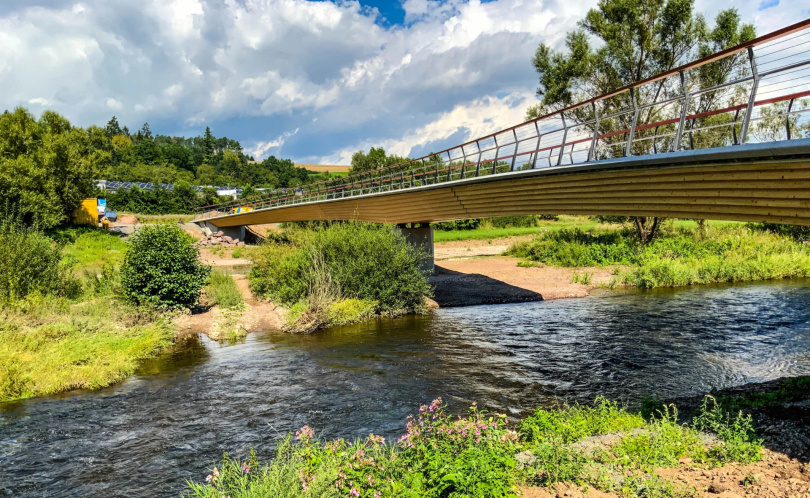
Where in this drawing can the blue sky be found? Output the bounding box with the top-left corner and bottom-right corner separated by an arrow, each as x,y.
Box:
0,0 -> 804,164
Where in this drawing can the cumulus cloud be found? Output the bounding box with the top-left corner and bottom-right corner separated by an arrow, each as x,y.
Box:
0,0 -> 805,164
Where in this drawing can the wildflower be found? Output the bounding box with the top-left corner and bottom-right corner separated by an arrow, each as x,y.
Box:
242,462 -> 250,474
350,488 -> 360,497
295,425 -> 315,441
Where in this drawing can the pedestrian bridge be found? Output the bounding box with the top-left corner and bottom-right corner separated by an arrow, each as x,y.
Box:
194,19 -> 810,230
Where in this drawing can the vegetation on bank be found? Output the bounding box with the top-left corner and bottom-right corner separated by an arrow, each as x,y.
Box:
508,224 -> 810,289
0,219 -> 212,402
187,396 -> 762,498
249,222 -> 431,332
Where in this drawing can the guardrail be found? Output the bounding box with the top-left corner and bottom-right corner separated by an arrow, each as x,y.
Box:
194,19 -> 810,222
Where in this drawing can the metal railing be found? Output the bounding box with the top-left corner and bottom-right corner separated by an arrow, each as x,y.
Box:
194,18 -> 810,221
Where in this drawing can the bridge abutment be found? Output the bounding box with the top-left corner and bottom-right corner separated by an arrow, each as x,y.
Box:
198,221 -> 246,242
395,223 -> 434,274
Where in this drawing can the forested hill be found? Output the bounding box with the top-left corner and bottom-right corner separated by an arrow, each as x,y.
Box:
103,116 -> 309,188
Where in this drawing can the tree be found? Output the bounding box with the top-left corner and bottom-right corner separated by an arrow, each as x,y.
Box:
105,116 -> 123,138
529,1 -> 753,243
203,126 -> 215,163
0,107 -> 108,228
350,147 -> 409,174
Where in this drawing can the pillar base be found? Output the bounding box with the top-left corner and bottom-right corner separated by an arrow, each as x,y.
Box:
395,223 -> 434,274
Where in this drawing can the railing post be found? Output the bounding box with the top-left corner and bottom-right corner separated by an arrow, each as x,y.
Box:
475,141 -> 482,177
739,46 -> 760,145
674,70 -> 689,152
587,102 -> 599,162
510,129 -> 518,171
532,121 -> 541,169
460,148 -> 467,179
625,88 -> 639,157
787,98 -> 796,140
556,114 -> 567,166
446,151 -> 453,182
491,136 -> 499,174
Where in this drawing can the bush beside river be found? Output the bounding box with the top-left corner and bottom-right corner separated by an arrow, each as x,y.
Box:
507,224 -> 810,289
249,222 -> 432,332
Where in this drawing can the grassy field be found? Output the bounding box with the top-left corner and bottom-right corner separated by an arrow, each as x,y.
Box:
119,212 -> 196,224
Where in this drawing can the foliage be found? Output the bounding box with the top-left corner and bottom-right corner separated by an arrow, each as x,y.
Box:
0,210 -> 78,303
0,108 -> 107,229
520,397 -> 646,445
350,147 -> 409,174
121,224 -> 210,309
106,184 -> 225,215
0,296 -> 172,402
508,228 -> 637,266
250,223 -> 431,325
690,396 -> 762,464
433,219 -> 481,231
327,298 -> 378,326
509,225 -> 810,288
188,394 -> 767,498
206,271 -> 244,308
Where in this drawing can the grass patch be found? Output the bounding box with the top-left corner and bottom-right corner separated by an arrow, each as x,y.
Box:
0,296 -> 173,402
206,271 -> 244,308
187,395 -> 764,498
123,213 -> 196,224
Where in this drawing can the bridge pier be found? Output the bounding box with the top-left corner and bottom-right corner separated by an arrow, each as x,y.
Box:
395,223 -> 434,274
198,221 -> 245,242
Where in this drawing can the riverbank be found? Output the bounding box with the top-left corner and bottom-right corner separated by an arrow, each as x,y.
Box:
187,376 -> 810,498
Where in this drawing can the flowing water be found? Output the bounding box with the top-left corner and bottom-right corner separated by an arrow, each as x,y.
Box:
2,280 -> 810,497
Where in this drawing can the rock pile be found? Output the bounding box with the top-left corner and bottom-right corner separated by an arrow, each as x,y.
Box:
197,231 -> 245,247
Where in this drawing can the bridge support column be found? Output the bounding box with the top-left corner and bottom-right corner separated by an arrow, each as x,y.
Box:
395,223 -> 434,274
198,221 -> 246,242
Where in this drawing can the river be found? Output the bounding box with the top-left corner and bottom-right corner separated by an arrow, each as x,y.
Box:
2,280 -> 810,497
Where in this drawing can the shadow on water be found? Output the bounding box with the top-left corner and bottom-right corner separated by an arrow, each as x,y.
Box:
1,279 -> 810,497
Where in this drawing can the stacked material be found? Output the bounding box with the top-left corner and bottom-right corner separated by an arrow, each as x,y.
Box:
197,231 -> 245,247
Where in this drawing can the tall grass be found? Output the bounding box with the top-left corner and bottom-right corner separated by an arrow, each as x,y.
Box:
508,225 -> 810,288
206,271 -> 244,308
0,296 -> 173,401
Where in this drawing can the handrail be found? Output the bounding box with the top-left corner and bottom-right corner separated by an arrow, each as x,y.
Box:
195,19 -> 810,219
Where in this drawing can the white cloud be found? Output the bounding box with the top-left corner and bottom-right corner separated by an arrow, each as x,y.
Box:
0,0 -> 805,162
249,128 -> 300,159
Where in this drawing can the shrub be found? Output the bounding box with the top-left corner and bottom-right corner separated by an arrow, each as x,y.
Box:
250,222 -> 431,315
121,224 -> 210,309
489,215 -> 538,228
433,219 -> 481,230
0,212 -> 77,303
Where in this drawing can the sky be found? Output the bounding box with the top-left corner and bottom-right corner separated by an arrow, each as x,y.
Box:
0,0 -> 807,165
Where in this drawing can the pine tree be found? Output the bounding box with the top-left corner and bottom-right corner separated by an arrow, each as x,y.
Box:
105,116 -> 122,137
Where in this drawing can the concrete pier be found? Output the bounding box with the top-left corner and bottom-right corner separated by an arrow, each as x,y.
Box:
395,223 -> 434,274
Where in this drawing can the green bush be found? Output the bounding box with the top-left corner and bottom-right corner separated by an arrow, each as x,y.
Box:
0,212 -> 77,303
250,222 -> 431,315
508,229 -> 637,266
433,219 -> 481,230
120,224 -> 210,309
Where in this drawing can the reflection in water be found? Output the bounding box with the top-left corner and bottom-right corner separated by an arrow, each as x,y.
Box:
1,280 -> 810,497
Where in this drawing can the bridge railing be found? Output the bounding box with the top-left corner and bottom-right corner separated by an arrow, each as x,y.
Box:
194,19 -> 810,222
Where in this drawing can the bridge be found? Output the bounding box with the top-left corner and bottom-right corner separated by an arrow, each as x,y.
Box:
194,19 -> 810,267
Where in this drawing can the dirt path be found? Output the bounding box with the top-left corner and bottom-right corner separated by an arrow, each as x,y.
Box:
174,274 -> 285,337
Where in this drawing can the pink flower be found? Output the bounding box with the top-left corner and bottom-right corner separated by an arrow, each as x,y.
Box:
295,425 -> 315,441
350,488 -> 360,497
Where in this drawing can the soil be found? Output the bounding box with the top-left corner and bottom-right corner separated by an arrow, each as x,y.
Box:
199,247 -> 252,267
434,235 -> 535,260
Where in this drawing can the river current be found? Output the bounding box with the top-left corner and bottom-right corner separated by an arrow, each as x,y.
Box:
2,280 -> 810,497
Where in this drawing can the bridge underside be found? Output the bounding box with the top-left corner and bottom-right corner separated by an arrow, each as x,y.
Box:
198,142 -> 810,228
